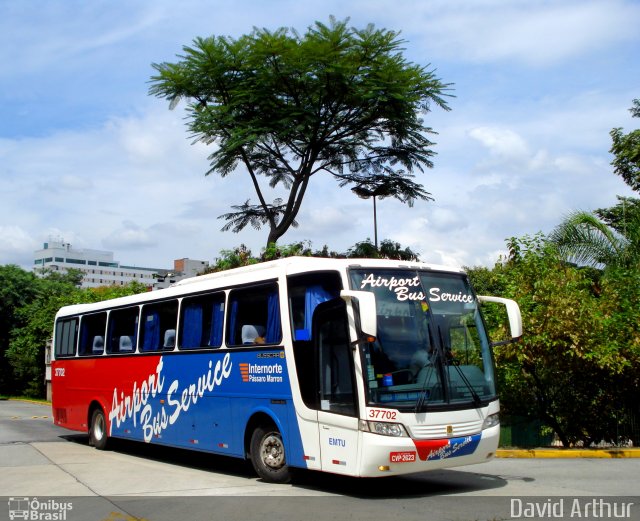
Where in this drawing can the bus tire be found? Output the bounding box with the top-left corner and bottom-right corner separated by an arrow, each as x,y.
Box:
250,424 -> 291,483
89,408 -> 109,450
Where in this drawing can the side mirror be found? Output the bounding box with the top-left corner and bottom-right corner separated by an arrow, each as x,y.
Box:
340,290 -> 377,343
478,295 -> 523,342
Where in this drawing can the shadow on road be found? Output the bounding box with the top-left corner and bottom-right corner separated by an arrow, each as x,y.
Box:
291,466 -> 508,498
62,434 -> 508,497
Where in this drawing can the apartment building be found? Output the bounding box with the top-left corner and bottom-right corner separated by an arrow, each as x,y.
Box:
34,239 -> 167,288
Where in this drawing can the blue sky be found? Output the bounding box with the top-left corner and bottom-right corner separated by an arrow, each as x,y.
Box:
1,0 -> 638,270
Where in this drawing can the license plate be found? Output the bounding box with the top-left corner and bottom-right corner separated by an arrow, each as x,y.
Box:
390,451 -> 417,463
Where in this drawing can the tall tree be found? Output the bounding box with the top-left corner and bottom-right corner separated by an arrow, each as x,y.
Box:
551,98 -> 640,269
610,99 -> 640,191
548,209 -> 637,268
6,271 -> 83,396
0,265 -> 39,394
469,234 -> 639,447
150,17 -> 450,246
5,273 -> 148,398
347,238 -> 419,260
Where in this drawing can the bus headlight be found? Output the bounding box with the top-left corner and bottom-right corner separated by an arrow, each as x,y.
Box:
482,413 -> 500,430
361,420 -> 408,437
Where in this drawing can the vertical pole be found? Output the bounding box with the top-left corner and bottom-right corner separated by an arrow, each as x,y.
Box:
373,195 -> 378,250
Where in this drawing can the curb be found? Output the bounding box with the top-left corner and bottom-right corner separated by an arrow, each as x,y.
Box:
7,397 -> 51,405
497,448 -> 640,458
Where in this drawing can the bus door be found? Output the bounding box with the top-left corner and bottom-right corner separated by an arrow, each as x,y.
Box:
313,300 -> 360,475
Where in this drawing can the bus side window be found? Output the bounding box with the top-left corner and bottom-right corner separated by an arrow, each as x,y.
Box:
179,293 -> 224,349
140,300 -> 178,352
78,312 -> 107,356
227,283 -> 281,346
287,272 -> 342,409
287,272 -> 342,342
55,317 -> 78,358
107,307 -> 139,354
314,299 -> 357,417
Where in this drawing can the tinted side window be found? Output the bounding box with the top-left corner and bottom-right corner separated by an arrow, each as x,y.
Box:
287,271 -> 342,341
78,312 -> 107,356
317,301 -> 357,416
227,283 -> 281,346
179,293 -> 225,349
107,307 -> 139,354
55,318 -> 78,358
287,272 -> 342,407
140,300 -> 178,352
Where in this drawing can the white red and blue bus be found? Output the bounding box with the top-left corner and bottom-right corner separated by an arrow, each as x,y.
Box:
51,257 -> 521,483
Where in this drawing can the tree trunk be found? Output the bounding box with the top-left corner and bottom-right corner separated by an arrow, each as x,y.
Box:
266,227 -> 281,249
527,364 -> 571,447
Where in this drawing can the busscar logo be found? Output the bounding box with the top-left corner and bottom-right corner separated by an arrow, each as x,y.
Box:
257,352 -> 285,359
8,497 -> 73,520
239,362 -> 284,383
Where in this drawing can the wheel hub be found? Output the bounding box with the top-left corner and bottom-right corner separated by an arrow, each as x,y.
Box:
261,434 -> 285,469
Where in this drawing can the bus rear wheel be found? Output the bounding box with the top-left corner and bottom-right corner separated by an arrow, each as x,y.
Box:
89,408 -> 109,450
250,424 -> 291,483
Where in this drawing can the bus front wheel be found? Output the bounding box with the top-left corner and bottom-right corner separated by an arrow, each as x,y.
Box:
250,425 -> 291,483
89,408 -> 109,450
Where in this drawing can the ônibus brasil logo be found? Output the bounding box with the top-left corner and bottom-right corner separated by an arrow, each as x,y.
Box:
7,497 -> 72,520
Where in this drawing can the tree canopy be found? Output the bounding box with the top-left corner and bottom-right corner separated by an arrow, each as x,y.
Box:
468,234 -> 640,447
550,99 -> 640,269
149,17 -> 450,245
548,208 -> 637,269
1,267 -> 148,397
610,99 -> 640,191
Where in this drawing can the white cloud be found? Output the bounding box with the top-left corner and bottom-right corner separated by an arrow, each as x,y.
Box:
0,0 -> 637,272
0,225 -> 39,265
0,105 -> 217,267
468,127 -> 531,163
395,0 -> 640,66
427,208 -> 466,233
300,206 -> 358,235
102,220 -> 157,250
0,3 -> 163,75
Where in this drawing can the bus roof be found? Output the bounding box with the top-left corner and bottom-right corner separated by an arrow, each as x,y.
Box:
54,256 -> 464,319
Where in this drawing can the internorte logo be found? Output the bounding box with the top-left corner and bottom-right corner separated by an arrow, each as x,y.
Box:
239,362 -> 284,383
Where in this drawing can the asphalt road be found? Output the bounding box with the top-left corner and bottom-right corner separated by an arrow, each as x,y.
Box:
1,400 -> 638,521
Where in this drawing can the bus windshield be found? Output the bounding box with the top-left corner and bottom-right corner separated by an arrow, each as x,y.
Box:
349,269 -> 496,410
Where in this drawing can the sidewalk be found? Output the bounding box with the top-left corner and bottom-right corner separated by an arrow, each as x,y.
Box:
497,447 -> 640,458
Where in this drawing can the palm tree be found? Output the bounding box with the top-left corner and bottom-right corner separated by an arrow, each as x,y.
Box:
549,203 -> 640,269
346,238 -> 420,261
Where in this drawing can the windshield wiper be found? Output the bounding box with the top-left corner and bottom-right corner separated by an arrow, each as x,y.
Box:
414,350 -> 438,413
414,370 -> 430,413
434,324 -> 482,407
448,355 -> 482,406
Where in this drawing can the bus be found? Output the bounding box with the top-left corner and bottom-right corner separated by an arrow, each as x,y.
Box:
51,257 -> 522,483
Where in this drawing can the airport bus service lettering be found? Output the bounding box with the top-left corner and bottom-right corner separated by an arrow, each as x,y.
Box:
359,274 -> 425,301
108,353 -> 232,442
428,288 -> 474,304
359,274 -> 473,304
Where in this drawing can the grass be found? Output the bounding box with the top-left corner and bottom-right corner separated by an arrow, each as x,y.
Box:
2,395 -> 51,404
